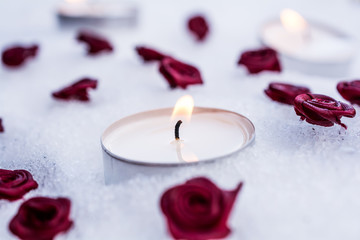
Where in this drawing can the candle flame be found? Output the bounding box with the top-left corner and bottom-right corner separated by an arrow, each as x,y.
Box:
280,9 -> 308,34
171,95 -> 194,122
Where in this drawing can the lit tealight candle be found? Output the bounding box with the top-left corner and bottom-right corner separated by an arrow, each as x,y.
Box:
260,9 -> 356,65
57,0 -> 138,23
101,95 -> 255,183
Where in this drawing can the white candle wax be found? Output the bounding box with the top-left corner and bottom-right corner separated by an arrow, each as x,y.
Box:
260,20 -> 356,64
101,108 -> 255,165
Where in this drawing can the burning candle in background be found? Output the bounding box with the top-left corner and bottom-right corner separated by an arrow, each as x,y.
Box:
260,8 -> 356,75
101,95 -> 255,183
56,0 -> 138,24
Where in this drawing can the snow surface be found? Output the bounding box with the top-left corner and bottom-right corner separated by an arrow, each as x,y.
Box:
1,0 -> 360,239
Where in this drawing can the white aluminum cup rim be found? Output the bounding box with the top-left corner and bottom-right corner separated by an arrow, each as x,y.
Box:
100,107 -> 256,167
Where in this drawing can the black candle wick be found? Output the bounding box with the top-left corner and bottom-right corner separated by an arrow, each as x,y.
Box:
175,120 -> 182,140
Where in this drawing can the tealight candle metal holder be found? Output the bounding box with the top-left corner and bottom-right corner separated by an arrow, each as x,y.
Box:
101,107 -> 255,184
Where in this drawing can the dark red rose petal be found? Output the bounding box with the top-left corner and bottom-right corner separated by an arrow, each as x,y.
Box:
159,57 -> 203,89
337,80 -> 360,105
9,197 -> 73,240
77,30 -> 113,55
238,47 -> 281,74
2,45 -> 39,67
0,169 -> 38,201
265,82 -> 310,105
0,118 -> 4,133
187,15 -> 209,41
135,46 -> 167,62
160,177 -> 243,240
294,93 -> 356,129
52,78 -> 98,101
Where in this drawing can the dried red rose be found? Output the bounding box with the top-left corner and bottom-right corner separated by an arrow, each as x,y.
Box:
187,15 -> 209,41
160,177 -> 243,240
2,45 -> 39,67
238,48 -> 281,74
265,82 -> 310,105
9,197 -> 73,240
159,57 -> 203,89
0,118 -> 4,132
52,78 -> 98,101
294,93 -> 356,129
135,46 -> 167,62
77,30 -> 113,55
337,80 -> 360,105
0,169 -> 38,201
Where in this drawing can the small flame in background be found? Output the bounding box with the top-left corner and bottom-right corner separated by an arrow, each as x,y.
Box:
280,9 -> 308,34
171,95 -> 194,122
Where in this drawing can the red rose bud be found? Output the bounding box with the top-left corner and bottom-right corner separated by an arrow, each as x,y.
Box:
337,80 -> 360,105
0,118 -> 4,132
187,15 -> 209,41
159,57 -> 203,89
238,47 -> 281,74
2,45 -> 39,67
77,30 -> 113,55
135,46 -> 167,62
160,177 -> 243,240
52,78 -> 98,101
265,82 -> 310,105
9,197 -> 73,240
294,93 -> 356,129
0,169 -> 38,201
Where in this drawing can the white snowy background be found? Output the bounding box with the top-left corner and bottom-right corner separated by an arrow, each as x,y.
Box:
1,0 -> 360,239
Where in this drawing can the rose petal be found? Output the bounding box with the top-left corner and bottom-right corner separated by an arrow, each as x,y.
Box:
159,57 -> 203,89
0,118 -> 4,133
52,78 -> 98,101
77,30 -> 113,55
187,15 -> 209,41
135,46 -> 167,62
238,47 -> 281,74
2,45 -> 39,67
160,177 -> 243,240
337,80 -> 360,105
294,93 -> 356,129
9,197 -> 73,240
264,82 -> 310,105
0,169 -> 38,201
